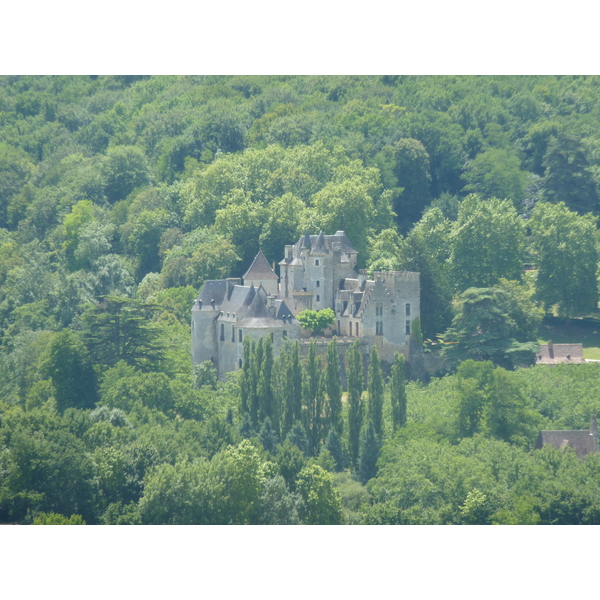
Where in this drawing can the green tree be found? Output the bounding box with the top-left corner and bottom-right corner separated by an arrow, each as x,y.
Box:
296,308 -> 335,335
449,195 -> 526,292
295,464 -> 343,524
462,148 -> 529,207
529,202 -> 599,317
390,353 -> 407,432
258,334 -> 275,426
367,346 -> 384,438
375,138 -> 432,231
346,339 -> 364,469
442,287 -> 541,369
81,296 -> 167,372
541,133 -> 599,214
33,513 -> 86,525
101,145 -> 150,203
324,427 -> 344,472
42,330 -> 98,412
325,341 -> 342,433
282,342 -> 303,437
358,419 -> 380,484
303,339 -> 323,454
455,360 -> 495,438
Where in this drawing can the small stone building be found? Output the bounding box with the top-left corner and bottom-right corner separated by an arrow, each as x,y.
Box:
534,416 -> 599,459
535,342 -> 585,365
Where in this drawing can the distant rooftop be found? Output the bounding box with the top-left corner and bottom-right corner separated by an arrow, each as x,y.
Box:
536,343 -> 584,365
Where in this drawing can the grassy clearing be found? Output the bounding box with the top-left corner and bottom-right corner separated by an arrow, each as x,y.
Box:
537,318 -> 600,360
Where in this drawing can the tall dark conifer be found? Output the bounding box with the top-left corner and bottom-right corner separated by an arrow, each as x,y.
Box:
346,339 -> 364,469
390,352 -> 407,432
258,334 -> 275,427
325,340 -> 342,433
283,341 -> 303,438
240,336 -> 253,417
304,339 -> 322,455
367,346 -> 384,438
358,419 -> 380,484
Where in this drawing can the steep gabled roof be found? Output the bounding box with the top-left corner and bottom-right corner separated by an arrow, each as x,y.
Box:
243,250 -> 278,281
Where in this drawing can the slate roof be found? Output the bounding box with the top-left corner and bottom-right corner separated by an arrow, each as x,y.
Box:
243,250 -> 278,281
310,230 -> 328,255
536,343 -> 585,364
237,289 -> 281,328
219,284 -> 257,320
292,230 -> 357,257
534,430 -> 598,459
194,280 -> 228,311
274,299 -> 296,322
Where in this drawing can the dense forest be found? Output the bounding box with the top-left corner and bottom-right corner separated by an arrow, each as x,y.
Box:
2,75 -> 600,525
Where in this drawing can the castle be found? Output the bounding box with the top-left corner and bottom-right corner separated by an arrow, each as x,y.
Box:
191,230 -> 420,379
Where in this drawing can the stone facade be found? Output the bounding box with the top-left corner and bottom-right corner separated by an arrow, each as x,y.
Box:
192,230 -> 420,378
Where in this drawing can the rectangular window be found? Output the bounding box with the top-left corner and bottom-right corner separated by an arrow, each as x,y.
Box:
315,259 -> 320,266
283,330 -> 288,339
316,280 -> 320,287
220,323 -> 225,341
355,322 -> 359,337
232,326 -> 235,342
239,330 -> 243,342
405,320 -> 411,335
316,295 -> 320,302
376,321 -> 383,335
376,303 -> 383,316
406,303 -> 411,317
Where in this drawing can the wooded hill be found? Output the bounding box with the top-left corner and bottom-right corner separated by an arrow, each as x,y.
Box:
1,75 -> 600,525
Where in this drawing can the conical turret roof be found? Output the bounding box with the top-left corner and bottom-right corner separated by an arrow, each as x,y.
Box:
310,230 -> 328,254
299,229 -> 312,250
237,288 -> 280,328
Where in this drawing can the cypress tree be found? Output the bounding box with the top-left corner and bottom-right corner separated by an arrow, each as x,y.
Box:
250,337 -> 264,428
346,339 -> 364,469
240,336 -> 253,417
258,334 -> 275,427
304,339 -> 322,455
283,341 -> 303,438
325,340 -> 342,433
358,419 -> 380,484
259,417 -> 278,454
324,427 -> 344,472
390,352 -> 407,432
286,421 -> 309,456
367,345 -> 384,438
